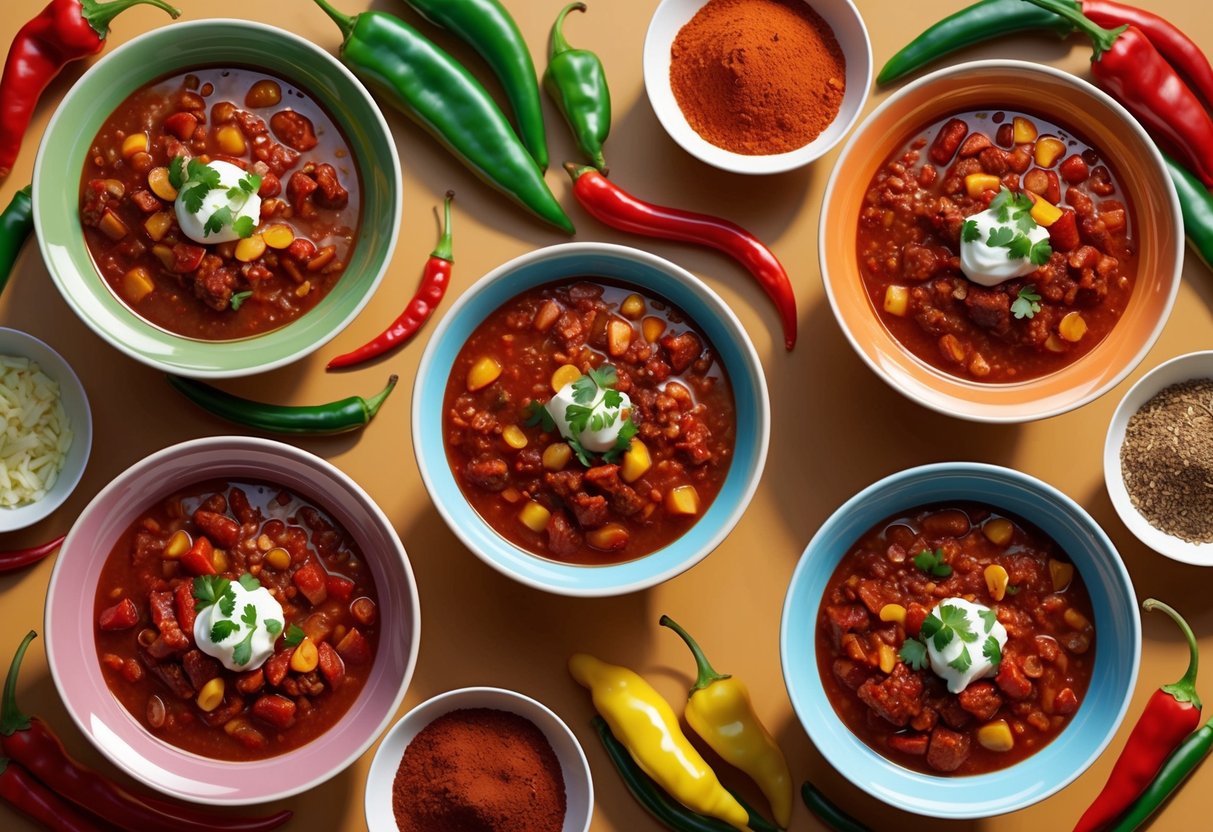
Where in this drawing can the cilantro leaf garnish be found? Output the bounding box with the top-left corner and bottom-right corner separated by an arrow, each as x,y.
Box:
230,291 -> 252,311
204,205 -> 232,238
1006,584 -> 1021,596
989,188 -> 1013,221
264,618 -> 283,636
238,573 -> 261,591
978,608 -> 998,632
912,548 -> 953,578
1028,238 -> 1053,266
556,364 -> 637,468
899,638 -> 930,671
283,624 -> 307,648
210,619 -> 238,642
571,374 -> 597,405
566,433 -> 593,467
1011,284 -> 1042,319
193,576 -> 231,612
986,225 -> 1016,248
961,219 -> 980,243
603,417 -> 638,464
232,216 -> 255,239
983,635 -> 1003,670
940,603 -> 978,643
522,400 -> 556,432
973,187 -> 1052,268
1006,233 -> 1032,260
231,603 -> 259,667
180,182 -> 208,215
168,156 -> 186,190
218,585 -> 237,618
948,647 -> 973,673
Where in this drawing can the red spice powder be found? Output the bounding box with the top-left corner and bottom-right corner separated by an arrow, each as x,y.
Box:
670,0 -> 847,155
391,707 -> 566,832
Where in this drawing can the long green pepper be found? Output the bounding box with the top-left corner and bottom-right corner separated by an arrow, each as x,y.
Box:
312,0 -> 573,233
543,3 -> 610,173
0,186 -> 33,298
1110,721 -> 1213,831
399,0 -> 548,170
801,781 -> 871,832
1164,152 -> 1213,271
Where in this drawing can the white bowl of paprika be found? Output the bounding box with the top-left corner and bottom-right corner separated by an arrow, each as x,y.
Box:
643,0 -> 872,173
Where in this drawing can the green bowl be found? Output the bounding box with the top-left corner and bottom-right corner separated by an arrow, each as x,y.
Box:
33,19 -> 401,378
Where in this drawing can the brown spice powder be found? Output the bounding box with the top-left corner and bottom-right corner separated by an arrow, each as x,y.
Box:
669,0 -> 846,155
1120,378 -> 1213,543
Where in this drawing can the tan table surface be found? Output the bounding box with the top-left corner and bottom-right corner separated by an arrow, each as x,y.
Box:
2,0 -> 1212,829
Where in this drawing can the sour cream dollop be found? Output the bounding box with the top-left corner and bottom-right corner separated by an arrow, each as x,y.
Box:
924,597 -> 1009,694
175,159 -> 262,245
545,379 -> 632,454
194,579 -> 285,672
959,206 -> 1050,287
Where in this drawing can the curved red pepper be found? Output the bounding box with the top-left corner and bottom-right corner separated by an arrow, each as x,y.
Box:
1,631 -> 293,832
564,163 -> 797,350
327,191 -> 454,369
0,533 -> 64,572
1,756 -> 106,832
1073,599 -> 1201,832
0,0 -> 181,179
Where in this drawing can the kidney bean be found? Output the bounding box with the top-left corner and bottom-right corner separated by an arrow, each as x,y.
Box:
193,510 -> 241,548
1059,155 -> 1089,184
958,132 -> 992,157
929,118 -> 968,164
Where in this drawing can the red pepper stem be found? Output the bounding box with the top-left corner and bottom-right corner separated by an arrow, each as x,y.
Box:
550,3 -> 587,57
1144,598 -> 1201,708
432,191 -> 454,262
1021,0 -> 1125,59
79,0 -> 181,39
659,615 -> 730,694
0,631 -> 36,736
363,375 -> 399,419
311,0 -> 355,41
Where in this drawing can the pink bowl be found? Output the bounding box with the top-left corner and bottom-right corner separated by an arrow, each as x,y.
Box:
44,436 -> 420,805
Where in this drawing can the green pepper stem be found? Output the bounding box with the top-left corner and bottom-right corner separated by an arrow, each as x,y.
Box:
659,615 -> 730,694
1144,598 -> 1202,708
363,375 -> 399,420
1019,0 -> 1125,60
549,3 -> 587,59
80,0 -> 180,39
431,191 -> 454,262
0,631 -> 37,736
311,0 -> 356,41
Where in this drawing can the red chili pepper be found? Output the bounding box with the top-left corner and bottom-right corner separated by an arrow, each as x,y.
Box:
1025,0 -> 1213,188
0,534 -> 64,573
1081,1 -> 1213,112
1073,599 -> 1201,832
1,631 -> 293,832
327,190 -> 454,369
0,0 -> 181,180
1,756 -> 107,832
563,163 -> 797,350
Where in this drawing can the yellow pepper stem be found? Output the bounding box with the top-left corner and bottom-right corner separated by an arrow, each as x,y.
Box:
659,614 -> 731,692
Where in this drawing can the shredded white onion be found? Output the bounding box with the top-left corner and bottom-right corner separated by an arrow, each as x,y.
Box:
0,355 -> 73,508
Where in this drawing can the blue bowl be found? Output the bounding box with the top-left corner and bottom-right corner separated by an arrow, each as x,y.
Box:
780,462 -> 1140,818
412,243 -> 769,596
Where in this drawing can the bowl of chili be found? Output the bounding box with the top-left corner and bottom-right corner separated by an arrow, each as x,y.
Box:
31,19 -> 401,378
412,242 -> 769,596
780,461 -> 1140,818
820,59 -> 1183,421
43,435 -> 421,804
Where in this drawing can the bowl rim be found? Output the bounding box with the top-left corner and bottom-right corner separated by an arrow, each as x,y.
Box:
31,17 -> 402,379
779,460 -> 1141,818
363,685 -> 594,832
411,241 -> 770,597
1104,349 -> 1213,565
818,58 -> 1183,423
0,327 -> 93,532
642,0 -> 873,174
43,434 -> 421,805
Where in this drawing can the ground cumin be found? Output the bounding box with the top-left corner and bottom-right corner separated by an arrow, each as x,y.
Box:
1120,379 -> 1213,543
669,0 -> 846,155
391,708 -> 566,832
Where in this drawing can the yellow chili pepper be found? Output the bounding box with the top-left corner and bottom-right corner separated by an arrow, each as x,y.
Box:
568,652 -> 751,831
661,615 -> 793,828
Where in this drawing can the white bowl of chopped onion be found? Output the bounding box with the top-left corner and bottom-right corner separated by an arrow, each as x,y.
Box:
0,328 -> 91,532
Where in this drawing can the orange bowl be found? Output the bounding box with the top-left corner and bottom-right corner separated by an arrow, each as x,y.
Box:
820,60 -> 1182,422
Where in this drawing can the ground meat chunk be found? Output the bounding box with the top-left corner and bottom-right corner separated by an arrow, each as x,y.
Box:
833,659 -> 869,691
995,655 -> 1034,700
545,470 -> 584,500
675,414 -> 713,466
568,492 -> 609,529
826,604 -> 870,641
464,456 -> 508,491
149,590 -> 190,652
546,510 -> 580,557
901,243 -> 941,281
965,287 -> 1011,333
584,464 -> 645,516
193,256 -> 238,311
926,727 -> 971,773
312,163 -> 349,209
286,170 -> 319,218
957,681 -> 1003,721
181,649 -> 222,690
856,664 -> 923,727
660,332 -> 702,373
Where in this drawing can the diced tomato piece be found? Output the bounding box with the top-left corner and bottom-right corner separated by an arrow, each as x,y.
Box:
180,536 -> 216,576
264,650 -> 292,687
888,733 -> 930,756
174,581 -> 197,636
99,598 -> 139,631
164,112 -> 198,141
1059,154 -> 1089,184
335,627 -> 372,665
317,641 -> 345,689
905,603 -> 928,637
1048,210 -> 1081,252
292,561 -> 328,606
325,574 -> 355,603
251,694 -> 297,729
171,243 -> 206,273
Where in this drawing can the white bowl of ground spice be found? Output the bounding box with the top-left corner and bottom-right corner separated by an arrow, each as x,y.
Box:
644,0 -> 871,174
1105,350 -> 1213,565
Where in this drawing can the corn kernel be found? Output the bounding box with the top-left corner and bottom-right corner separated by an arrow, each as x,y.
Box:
542,443 -> 572,470
216,125 -> 247,155
878,643 -> 896,674
965,173 -> 1002,197
1049,559 -> 1074,591
262,224 -> 295,249
879,604 -> 906,626
621,438 -> 652,483
518,501 -> 551,533
211,549 -> 229,573
607,318 -> 634,357
148,167 -> 178,201
587,523 -> 629,551
884,285 -> 909,316
983,517 -> 1014,546
642,316 -> 667,343
467,356 -> 503,391
1030,197 -> 1063,227
620,293 -> 645,320
164,529 -> 191,559
550,363 -> 581,393
1064,608 -> 1090,631
1035,136 -> 1067,168
1013,117 -> 1038,144
121,133 -> 148,158
985,564 -> 1009,602
196,677 -> 225,712
152,244 -> 174,270
977,720 -> 1015,752
1059,312 -> 1087,343
224,718 -> 247,736
265,547 -> 291,570
290,637 -> 319,673
122,267 -> 155,303
1044,334 -> 1066,353
295,280 -> 311,297
502,425 -> 528,449
235,235 -> 266,263
143,211 -> 173,243
666,485 -> 700,516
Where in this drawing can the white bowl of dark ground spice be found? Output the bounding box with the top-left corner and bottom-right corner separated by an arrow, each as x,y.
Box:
364,686 -> 593,832
1105,350 -> 1213,565
644,0 -> 872,174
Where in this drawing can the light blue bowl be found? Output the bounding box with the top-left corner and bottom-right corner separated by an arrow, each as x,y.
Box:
412,243 -> 769,596
780,462 -> 1140,819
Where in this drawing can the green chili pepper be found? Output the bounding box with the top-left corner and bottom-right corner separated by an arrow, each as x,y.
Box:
592,716 -> 780,832
1110,721 -> 1213,831
0,186 -> 33,298
1164,152 -> 1213,271
168,374 -> 397,435
399,0 -> 547,171
801,781 -> 872,832
311,0 -> 573,234
877,0 -> 1079,86
543,3 -> 610,173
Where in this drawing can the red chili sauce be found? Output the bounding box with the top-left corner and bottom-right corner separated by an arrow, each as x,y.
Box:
857,110 -> 1136,381
93,480 -> 379,760
80,67 -> 361,340
816,503 -> 1096,775
443,280 -> 736,565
